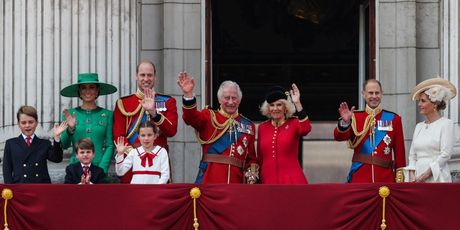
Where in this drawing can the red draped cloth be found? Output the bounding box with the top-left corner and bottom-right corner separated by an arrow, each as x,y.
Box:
1,183 -> 459,229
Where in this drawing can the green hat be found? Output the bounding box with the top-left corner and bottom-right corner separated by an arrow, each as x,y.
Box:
60,73 -> 117,97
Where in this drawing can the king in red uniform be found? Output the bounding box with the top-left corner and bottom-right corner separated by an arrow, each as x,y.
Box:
113,61 -> 178,183
177,72 -> 258,184
334,79 -> 406,183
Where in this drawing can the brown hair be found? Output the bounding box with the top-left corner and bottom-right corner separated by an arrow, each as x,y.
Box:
433,99 -> 447,111
75,138 -> 95,152
136,60 -> 156,75
16,105 -> 38,122
137,121 -> 159,134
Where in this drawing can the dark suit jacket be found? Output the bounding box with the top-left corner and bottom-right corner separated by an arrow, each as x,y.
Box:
64,163 -> 106,184
2,135 -> 63,184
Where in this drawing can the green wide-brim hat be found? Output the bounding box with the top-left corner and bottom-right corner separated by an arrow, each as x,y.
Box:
60,73 -> 117,97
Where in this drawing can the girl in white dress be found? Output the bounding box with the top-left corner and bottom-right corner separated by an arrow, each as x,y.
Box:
114,121 -> 170,184
407,78 -> 457,182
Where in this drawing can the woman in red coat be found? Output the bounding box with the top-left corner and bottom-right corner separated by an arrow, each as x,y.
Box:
257,84 -> 312,184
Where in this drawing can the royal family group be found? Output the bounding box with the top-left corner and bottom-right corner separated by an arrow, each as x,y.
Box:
3,60 -> 457,184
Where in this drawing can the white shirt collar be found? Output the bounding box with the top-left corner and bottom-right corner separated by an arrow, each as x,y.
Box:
80,163 -> 92,168
21,133 -> 35,141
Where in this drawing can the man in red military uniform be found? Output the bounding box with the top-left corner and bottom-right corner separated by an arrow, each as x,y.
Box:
177,72 -> 258,184
334,79 -> 406,183
113,61 -> 178,183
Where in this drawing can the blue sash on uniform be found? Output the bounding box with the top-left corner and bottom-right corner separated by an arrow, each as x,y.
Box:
346,111 -> 394,182
127,112 -> 148,144
127,95 -> 170,144
195,116 -> 252,184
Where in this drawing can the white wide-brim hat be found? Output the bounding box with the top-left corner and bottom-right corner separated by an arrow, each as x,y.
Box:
411,77 -> 457,102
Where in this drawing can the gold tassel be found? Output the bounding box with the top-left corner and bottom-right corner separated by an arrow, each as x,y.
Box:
1,188 -> 13,230
379,186 -> 390,230
190,187 -> 201,230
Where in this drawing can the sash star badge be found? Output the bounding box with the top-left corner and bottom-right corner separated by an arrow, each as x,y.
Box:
237,145 -> 244,155
383,134 -> 391,155
383,134 -> 391,146
384,146 -> 391,155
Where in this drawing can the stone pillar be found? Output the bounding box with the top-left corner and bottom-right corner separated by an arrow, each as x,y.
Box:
138,0 -> 202,182
378,0 -> 418,152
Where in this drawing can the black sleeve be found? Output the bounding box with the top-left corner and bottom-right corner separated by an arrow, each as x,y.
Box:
294,109 -> 307,120
48,140 -> 64,163
182,96 -> 197,107
2,141 -> 13,184
337,118 -> 351,132
64,165 -> 75,184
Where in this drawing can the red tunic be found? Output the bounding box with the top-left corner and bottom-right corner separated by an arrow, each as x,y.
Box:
113,92 -> 178,183
257,118 -> 311,184
334,109 -> 406,183
182,100 -> 257,184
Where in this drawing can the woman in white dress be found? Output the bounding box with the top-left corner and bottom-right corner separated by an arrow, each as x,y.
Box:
407,78 -> 457,182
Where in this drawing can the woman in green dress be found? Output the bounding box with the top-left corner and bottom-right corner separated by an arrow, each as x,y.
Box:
60,73 -> 117,174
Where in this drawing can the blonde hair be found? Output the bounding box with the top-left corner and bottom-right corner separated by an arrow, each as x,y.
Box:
260,99 -> 296,119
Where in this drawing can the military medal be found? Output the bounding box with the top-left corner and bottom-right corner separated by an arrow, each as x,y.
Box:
243,137 -> 248,147
246,124 -> 253,135
235,121 -> 243,132
155,100 -> 167,112
378,120 -> 393,131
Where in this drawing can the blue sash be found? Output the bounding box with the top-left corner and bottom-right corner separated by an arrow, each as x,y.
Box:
127,112 -> 148,144
195,116 -> 252,184
346,111 -> 394,182
126,95 -> 171,144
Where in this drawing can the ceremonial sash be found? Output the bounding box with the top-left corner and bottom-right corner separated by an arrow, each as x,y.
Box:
127,95 -> 170,144
127,112 -> 148,144
347,111 -> 394,182
195,117 -> 252,184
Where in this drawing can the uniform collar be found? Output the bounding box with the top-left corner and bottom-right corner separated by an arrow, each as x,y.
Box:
136,88 -> 145,99
218,108 -> 239,119
365,104 -> 382,116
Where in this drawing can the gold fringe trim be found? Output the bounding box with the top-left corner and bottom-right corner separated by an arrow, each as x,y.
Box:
116,99 -> 143,118
195,110 -> 235,145
2,188 -> 13,230
183,104 -> 197,110
347,105 -> 381,149
379,186 -> 390,230
126,108 -> 146,139
395,168 -> 404,183
190,187 -> 201,230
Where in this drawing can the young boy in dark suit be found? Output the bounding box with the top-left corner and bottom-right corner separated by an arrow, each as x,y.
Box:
64,138 -> 105,184
2,105 -> 68,184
